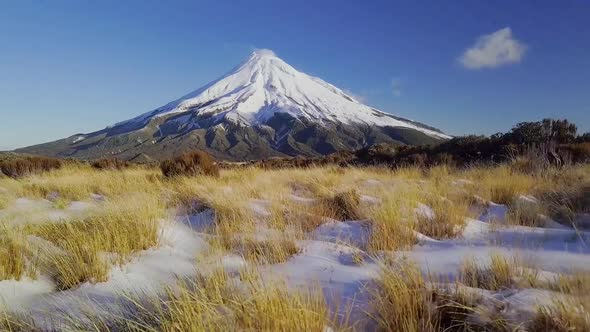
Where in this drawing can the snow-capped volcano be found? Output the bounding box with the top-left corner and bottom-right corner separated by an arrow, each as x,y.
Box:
124,49 -> 448,139
18,50 -> 449,161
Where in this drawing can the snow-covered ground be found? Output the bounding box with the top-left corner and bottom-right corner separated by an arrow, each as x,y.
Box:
1,179 -> 588,330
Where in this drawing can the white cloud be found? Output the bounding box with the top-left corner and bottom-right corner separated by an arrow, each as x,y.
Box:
391,78 -> 402,97
343,89 -> 367,103
459,27 -> 527,69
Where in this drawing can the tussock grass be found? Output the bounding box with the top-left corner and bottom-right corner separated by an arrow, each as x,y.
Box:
415,195 -> 469,240
19,165 -> 163,201
506,199 -> 546,227
367,191 -> 417,251
548,272 -> 590,295
0,227 -> 36,281
25,194 -> 164,289
52,197 -> 69,210
233,278 -> 334,331
222,235 -> 300,264
317,189 -> 363,221
2,163 -> 590,329
462,166 -> 536,205
532,298 -> 590,332
0,312 -> 40,332
542,182 -> 590,224
0,196 -> 9,210
459,254 -> 545,291
0,192 -> 14,210
369,261 -> 518,331
460,255 -> 514,291
531,270 -> 590,331
86,270 -> 338,332
368,262 -> 495,332
369,262 -> 437,331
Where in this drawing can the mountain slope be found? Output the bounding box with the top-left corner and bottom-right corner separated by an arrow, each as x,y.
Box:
17,49 -> 450,161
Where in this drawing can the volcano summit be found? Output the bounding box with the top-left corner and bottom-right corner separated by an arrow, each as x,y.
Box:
19,49 -> 449,160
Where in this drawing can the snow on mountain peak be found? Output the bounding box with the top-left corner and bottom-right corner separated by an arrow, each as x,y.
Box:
251,48 -> 277,58
126,49 -> 449,139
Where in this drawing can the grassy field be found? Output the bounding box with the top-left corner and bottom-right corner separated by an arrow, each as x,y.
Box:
1,162 -> 589,331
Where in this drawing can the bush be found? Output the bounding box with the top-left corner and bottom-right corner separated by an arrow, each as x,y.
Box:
90,158 -> 130,170
562,143 -> 590,163
0,156 -> 63,178
160,151 -> 219,178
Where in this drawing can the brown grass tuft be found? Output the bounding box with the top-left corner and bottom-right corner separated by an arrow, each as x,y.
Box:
90,158 -> 131,170
160,151 -> 219,178
319,190 -> 363,221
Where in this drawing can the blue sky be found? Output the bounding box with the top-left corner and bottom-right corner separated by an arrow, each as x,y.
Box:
1,0 -> 589,150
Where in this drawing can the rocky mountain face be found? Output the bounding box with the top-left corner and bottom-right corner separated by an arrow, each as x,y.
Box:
17,49 -> 449,161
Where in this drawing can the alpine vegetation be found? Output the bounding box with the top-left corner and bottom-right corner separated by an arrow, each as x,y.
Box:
1,154 -> 590,330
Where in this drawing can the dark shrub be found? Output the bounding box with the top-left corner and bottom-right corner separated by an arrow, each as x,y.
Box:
561,143 -> 590,163
432,153 -> 455,167
0,156 -> 63,178
576,133 -> 590,143
355,143 -> 397,165
91,158 -> 130,170
160,151 -> 219,178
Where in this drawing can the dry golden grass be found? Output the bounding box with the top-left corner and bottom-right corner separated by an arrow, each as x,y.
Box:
367,190 -> 417,251
80,270 -> 340,332
52,197 -> 69,210
0,196 -> 9,210
221,235 -> 300,264
0,227 -> 36,281
0,312 -> 40,332
24,194 -> 164,289
505,200 -> 546,227
531,298 -> 590,332
460,255 -> 515,291
548,272 -> 590,295
1,163 -> 589,330
541,182 -> 590,225
368,261 -> 499,332
415,195 -> 470,240
531,271 -> 590,331
461,166 -> 536,205
18,165 -> 163,201
368,262 -> 437,331
459,254 -> 549,292
317,189 -> 363,221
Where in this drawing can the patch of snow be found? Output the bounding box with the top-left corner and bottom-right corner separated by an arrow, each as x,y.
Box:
451,179 -> 474,186
415,203 -> 435,220
249,199 -> 271,217
479,202 -> 509,223
177,208 -> 216,233
290,194 -> 316,204
360,195 -> 380,205
313,219 -> 372,249
364,179 -> 383,187
72,135 -> 86,143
